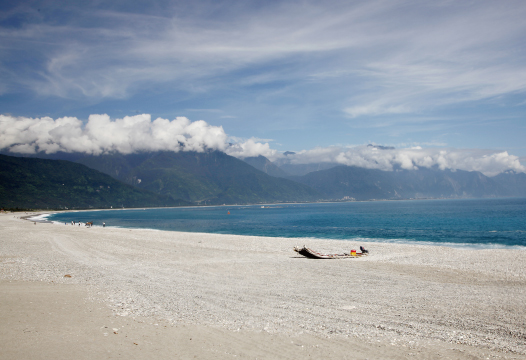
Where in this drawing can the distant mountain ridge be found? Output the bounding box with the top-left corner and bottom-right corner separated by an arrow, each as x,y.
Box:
75,150 -> 322,205
289,165 -> 526,200
241,156 -> 340,177
2,150 -> 525,209
241,154 -> 526,200
240,155 -> 526,200
241,156 -> 290,177
278,162 -> 340,177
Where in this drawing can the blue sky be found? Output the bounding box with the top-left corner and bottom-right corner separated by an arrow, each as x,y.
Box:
1,0 -> 525,174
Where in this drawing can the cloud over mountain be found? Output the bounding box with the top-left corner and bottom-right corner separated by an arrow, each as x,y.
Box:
282,146 -> 525,177
0,114 -> 227,155
1,114 -> 524,177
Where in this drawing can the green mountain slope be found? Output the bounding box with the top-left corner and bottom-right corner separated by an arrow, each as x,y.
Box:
76,151 -> 322,205
0,154 -> 181,209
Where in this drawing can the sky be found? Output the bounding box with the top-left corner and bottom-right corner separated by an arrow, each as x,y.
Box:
1,0 -> 525,176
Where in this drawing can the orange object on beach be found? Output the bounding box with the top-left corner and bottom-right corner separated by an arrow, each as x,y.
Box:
351,249 -> 357,256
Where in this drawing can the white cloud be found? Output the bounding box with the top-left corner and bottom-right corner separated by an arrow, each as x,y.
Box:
225,138 -> 278,160
344,103 -> 411,118
2,0 -> 525,112
1,113 -> 524,176
278,145 -> 526,177
0,114 -> 227,155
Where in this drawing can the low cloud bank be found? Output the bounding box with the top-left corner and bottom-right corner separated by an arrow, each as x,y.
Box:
225,138 -> 279,160
0,114 -> 227,155
1,114 -> 524,177
283,146 -> 525,177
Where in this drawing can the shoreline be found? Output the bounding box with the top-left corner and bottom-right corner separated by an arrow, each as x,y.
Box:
36,208 -> 526,251
2,213 -> 526,358
16,195 -> 526,212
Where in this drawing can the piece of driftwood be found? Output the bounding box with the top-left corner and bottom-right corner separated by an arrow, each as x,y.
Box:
293,246 -> 368,259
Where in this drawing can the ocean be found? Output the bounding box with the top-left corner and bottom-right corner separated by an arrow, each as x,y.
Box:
45,198 -> 526,249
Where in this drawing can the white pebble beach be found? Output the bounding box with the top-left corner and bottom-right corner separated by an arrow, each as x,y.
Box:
1,212 -> 525,359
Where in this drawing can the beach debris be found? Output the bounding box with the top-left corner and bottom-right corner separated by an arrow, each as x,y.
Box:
294,245 -> 368,259
64,274 -> 72,278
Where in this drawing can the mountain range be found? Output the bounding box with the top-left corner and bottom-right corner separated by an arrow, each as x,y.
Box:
74,151 -> 321,205
1,150 -> 525,209
243,155 -> 526,200
290,165 -> 526,200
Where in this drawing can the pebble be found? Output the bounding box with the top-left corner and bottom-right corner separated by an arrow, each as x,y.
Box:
2,215 -> 526,355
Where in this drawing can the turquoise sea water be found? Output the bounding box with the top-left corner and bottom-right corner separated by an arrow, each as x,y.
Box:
45,198 -> 526,249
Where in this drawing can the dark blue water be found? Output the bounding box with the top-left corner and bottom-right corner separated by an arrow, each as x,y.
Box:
46,198 -> 526,248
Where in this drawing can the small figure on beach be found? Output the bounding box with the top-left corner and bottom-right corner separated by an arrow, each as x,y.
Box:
103,222 -> 106,227
360,246 -> 368,254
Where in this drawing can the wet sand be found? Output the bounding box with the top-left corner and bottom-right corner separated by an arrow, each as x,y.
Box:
1,212 -> 525,359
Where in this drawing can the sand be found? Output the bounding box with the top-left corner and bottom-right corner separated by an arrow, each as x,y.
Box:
1,212 -> 525,359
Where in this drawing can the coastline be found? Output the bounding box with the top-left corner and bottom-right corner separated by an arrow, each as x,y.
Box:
39,200 -> 526,250
2,212 -> 526,359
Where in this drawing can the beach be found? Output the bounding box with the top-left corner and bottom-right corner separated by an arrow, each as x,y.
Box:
1,213 -> 525,359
